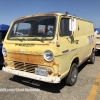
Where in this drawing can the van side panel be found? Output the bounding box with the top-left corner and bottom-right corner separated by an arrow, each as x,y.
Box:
58,18 -> 95,79
75,19 -> 95,63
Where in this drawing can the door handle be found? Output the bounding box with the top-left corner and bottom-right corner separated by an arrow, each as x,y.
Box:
75,40 -> 79,44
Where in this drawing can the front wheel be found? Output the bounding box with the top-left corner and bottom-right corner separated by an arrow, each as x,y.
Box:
63,63 -> 78,86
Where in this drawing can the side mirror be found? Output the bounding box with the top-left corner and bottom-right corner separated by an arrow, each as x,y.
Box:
69,18 -> 76,32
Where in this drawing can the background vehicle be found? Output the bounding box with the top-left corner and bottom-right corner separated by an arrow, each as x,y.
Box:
0,24 -> 9,65
95,28 -> 100,53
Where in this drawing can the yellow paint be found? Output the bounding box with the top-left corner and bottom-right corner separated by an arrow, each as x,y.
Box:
0,73 -> 11,80
86,73 -> 100,100
2,12 -> 95,84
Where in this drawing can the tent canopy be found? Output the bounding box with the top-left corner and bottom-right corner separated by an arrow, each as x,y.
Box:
0,24 -> 10,31
95,28 -> 100,33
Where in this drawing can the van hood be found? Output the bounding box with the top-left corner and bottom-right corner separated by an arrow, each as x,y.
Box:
3,41 -> 57,56
3,41 -> 58,66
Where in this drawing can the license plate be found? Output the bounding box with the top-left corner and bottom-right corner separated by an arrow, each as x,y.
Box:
35,68 -> 47,76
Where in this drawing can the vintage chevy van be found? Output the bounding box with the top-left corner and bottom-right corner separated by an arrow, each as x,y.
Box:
2,12 -> 95,86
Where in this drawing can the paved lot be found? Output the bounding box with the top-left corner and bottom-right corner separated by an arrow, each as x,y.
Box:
0,52 -> 100,100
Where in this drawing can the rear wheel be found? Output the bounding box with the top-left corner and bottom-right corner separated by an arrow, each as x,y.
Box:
89,50 -> 95,64
63,63 -> 78,86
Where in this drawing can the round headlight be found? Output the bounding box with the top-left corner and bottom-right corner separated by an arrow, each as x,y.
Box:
43,50 -> 54,61
2,47 -> 7,56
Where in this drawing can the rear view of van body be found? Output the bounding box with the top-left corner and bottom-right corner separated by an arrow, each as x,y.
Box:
2,12 -> 95,86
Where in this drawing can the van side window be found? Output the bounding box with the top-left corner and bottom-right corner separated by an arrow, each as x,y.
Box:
60,18 -> 71,36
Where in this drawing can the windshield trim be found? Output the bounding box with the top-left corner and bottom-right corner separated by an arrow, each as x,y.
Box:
7,15 -> 57,42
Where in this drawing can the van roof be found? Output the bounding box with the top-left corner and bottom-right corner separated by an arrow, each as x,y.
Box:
15,12 -> 63,20
15,12 -> 92,23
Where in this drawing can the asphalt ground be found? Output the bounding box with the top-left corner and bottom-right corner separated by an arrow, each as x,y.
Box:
0,51 -> 100,100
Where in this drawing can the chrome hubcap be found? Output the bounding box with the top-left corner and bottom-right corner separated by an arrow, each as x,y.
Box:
92,52 -> 95,61
71,68 -> 77,82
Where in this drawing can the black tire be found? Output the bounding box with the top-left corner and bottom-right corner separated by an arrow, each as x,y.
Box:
89,50 -> 95,64
63,63 -> 78,86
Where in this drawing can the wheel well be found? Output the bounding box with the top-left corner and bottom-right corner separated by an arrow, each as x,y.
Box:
93,48 -> 94,50
72,57 -> 79,65
91,48 -> 95,54
92,48 -> 95,51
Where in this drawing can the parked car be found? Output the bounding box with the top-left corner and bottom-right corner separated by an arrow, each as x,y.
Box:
95,28 -> 100,53
0,24 -> 9,65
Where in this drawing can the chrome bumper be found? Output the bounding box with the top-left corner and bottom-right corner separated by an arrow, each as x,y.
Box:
2,67 -> 60,83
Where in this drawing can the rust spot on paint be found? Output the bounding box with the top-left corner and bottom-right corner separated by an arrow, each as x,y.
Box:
6,53 -> 55,67
49,41 -> 55,44
51,80 -> 54,83
52,61 -> 59,67
53,73 -> 58,76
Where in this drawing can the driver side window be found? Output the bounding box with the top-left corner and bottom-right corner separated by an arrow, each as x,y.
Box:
60,18 -> 71,36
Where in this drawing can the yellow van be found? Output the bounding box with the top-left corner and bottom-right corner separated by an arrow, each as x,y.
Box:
2,12 -> 95,86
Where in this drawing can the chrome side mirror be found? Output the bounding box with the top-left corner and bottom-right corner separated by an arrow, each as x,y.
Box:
69,18 -> 76,34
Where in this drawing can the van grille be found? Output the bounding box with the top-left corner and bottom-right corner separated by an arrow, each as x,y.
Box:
5,60 -> 37,73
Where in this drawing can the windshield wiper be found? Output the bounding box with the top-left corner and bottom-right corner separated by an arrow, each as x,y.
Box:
17,38 -> 25,42
40,37 -> 46,43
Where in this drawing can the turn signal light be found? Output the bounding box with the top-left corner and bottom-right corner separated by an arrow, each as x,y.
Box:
47,68 -> 53,75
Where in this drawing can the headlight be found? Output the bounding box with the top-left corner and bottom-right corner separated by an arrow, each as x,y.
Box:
43,50 -> 54,61
2,47 -> 7,56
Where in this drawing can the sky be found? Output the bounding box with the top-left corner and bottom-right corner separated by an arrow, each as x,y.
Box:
0,0 -> 100,28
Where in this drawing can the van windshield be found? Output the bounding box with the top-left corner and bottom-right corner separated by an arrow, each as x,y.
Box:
8,16 -> 56,41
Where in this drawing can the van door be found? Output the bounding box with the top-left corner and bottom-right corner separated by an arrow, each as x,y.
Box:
58,17 -> 78,74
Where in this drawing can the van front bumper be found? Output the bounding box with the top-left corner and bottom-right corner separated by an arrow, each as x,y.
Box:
2,67 -> 61,83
